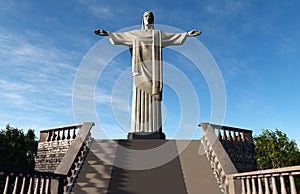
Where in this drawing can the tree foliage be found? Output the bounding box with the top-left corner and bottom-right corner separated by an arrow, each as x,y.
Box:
0,124 -> 38,170
254,129 -> 300,170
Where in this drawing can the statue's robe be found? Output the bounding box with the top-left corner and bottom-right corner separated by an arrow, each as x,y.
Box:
108,29 -> 187,133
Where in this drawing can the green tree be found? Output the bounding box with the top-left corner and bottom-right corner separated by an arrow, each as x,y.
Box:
254,129 -> 300,170
0,124 -> 38,170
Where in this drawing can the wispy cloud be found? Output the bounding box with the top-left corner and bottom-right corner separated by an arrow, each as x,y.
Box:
1,33 -> 76,68
0,79 -> 33,91
96,88 -> 131,112
77,0 -> 127,22
0,0 -> 31,12
0,28 -> 80,130
0,79 -> 34,105
205,0 -> 248,17
95,92 -> 111,104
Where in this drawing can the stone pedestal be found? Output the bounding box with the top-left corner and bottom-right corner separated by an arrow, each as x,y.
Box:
127,132 -> 166,139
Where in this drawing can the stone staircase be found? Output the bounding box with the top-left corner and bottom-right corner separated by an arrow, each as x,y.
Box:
6,122 -> 299,194
72,140 -> 222,194
72,140 -> 117,193
27,122 -> 258,194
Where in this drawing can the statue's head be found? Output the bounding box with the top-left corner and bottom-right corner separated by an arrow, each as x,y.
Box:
142,11 -> 154,29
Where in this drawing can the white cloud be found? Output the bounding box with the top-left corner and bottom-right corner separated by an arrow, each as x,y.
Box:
76,0 -> 148,27
96,89 -> 130,113
0,79 -> 33,91
205,0 -> 248,17
0,30 -> 77,68
0,28 -> 79,130
95,92 -> 111,104
0,79 -> 34,105
77,0 -> 122,21
1,93 -> 26,105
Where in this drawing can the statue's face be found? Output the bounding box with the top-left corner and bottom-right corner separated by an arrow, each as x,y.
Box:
143,13 -> 153,25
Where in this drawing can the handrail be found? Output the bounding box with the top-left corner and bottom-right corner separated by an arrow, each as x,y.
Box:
39,123 -> 83,143
200,123 -> 253,143
35,122 -> 94,193
200,123 -> 239,193
35,123 -> 85,172
66,138 -> 93,193
54,122 -> 94,193
230,165 -> 300,177
0,168 -> 66,194
40,123 -> 83,132
228,165 -> 300,194
54,122 -> 94,174
1,122 -> 94,194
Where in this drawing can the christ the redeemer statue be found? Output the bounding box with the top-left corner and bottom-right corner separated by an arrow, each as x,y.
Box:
94,11 -> 201,139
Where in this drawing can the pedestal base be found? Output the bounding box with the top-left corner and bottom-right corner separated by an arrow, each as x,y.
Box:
127,132 -> 166,140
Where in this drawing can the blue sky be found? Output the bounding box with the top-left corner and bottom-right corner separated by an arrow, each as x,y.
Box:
1,0 -> 300,143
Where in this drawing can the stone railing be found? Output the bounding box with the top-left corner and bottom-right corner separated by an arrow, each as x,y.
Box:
0,168 -> 66,194
201,136 -> 229,193
35,122 -> 94,193
53,122 -> 94,193
0,122 -> 94,194
200,123 -> 239,194
39,124 -> 82,143
201,123 -> 253,143
227,165 -> 300,194
64,137 -> 93,193
35,124 -> 83,172
200,123 -> 258,193
201,123 -> 257,173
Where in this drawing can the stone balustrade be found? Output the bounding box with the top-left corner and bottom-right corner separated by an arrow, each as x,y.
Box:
0,122 -> 94,194
200,123 -> 240,193
201,135 -> 230,193
200,123 -> 257,174
53,122 -> 94,193
34,122 -> 94,193
199,123 -> 258,193
228,165 -> 300,194
201,123 -> 253,143
39,124 -> 82,143
35,124 -> 83,172
0,168 -> 65,194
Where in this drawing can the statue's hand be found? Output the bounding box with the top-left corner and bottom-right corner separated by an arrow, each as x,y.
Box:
188,30 -> 201,37
94,29 -> 109,36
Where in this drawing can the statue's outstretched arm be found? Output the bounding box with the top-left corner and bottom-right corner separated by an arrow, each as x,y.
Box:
188,30 -> 201,37
94,29 -> 109,36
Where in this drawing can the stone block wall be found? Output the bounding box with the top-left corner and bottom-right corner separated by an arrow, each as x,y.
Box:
220,140 -> 257,173
35,140 -> 73,172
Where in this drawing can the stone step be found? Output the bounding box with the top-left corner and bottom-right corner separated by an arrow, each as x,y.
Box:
71,140 -> 117,194
73,140 -> 223,194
